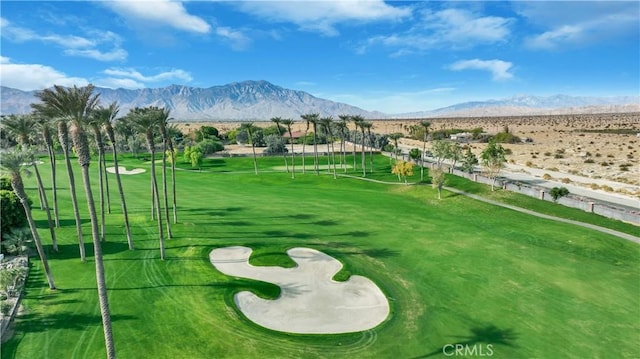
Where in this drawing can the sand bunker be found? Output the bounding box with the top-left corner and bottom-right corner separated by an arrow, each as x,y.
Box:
210,246 -> 389,334
106,166 -> 146,175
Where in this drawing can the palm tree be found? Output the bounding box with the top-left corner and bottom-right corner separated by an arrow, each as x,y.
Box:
88,110 -> 109,241
270,117 -> 289,173
33,113 -> 61,227
362,121 -> 374,173
280,119 -> 296,179
101,103 -> 134,250
420,120 -> 431,182
34,84 -> 116,359
156,107 -> 173,239
320,116 -> 337,179
337,115 -> 350,172
388,132 -> 403,161
300,115 -> 310,174
240,122 -> 258,175
128,107 -> 166,259
1,150 -> 56,290
2,114 -> 58,252
350,115 -> 363,171
165,124 -> 180,224
301,113 -> 320,174
33,102 -> 86,261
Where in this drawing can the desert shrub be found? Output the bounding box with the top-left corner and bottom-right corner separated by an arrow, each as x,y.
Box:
525,161 -> 533,167
589,183 -> 600,190
550,187 -> 570,202
542,173 -> 552,180
601,185 -> 614,192
544,152 -> 552,157
561,178 -> 572,184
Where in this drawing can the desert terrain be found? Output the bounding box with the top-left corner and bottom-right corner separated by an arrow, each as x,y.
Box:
176,112 -> 640,197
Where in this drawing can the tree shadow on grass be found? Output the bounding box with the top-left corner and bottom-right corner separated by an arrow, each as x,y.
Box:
15,311 -> 136,333
411,324 -> 518,358
45,242 -> 132,261
35,218 -> 91,228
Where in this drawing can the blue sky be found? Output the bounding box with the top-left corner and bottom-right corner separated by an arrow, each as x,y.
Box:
1,1 -> 638,114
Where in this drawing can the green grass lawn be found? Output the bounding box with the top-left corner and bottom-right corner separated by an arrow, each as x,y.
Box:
2,153 -> 639,358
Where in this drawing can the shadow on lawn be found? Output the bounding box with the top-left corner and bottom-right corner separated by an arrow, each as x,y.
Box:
46,241 -> 132,261
411,324 -> 518,358
15,311 -> 136,333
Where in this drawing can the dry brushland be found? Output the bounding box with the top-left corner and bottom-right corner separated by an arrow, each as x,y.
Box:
177,112 -> 640,197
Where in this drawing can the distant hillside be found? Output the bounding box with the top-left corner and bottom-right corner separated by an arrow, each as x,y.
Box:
1,82 -> 638,120
0,80 -> 384,120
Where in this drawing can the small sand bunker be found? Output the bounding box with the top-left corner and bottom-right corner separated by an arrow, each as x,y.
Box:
210,246 -> 390,334
106,166 -> 146,175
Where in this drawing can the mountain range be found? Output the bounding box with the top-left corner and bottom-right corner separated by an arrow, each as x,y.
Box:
1,80 -> 638,120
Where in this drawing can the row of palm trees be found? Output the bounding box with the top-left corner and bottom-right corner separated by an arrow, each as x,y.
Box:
255,114 -> 380,179
2,85 -> 182,359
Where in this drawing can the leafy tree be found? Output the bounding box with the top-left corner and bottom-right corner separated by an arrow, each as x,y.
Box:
388,132 -> 403,161
481,140 -> 506,191
263,134 -> 287,155
196,125 -> 219,141
430,167 -> 446,199
190,148 -> 203,169
183,146 -> 193,164
409,148 -> 421,164
550,187 -> 570,202
461,147 -> 479,173
1,189 -> 29,241
392,160 -> 414,184
1,150 -> 56,291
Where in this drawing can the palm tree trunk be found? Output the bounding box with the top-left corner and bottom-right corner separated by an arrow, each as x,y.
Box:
421,134 -> 427,182
43,127 -> 60,227
110,143 -> 134,250
98,149 -> 106,241
12,177 -> 56,290
313,125 -> 319,175
287,127 -> 295,179
80,164 -> 116,359
161,138 -> 172,238
103,154 -> 111,214
167,139 -> 177,224
302,130 -> 307,174
59,122 -> 86,261
368,130 -> 374,173
32,163 -> 58,252
361,129 -> 366,177
147,136 -> 165,260
351,131 -> 357,171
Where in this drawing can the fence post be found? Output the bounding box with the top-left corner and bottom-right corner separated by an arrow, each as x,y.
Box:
539,190 -> 545,200
587,202 -> 595,213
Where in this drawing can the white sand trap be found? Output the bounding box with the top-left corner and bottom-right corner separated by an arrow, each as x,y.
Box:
106,166 -> 146,175
210,246 -> 390,334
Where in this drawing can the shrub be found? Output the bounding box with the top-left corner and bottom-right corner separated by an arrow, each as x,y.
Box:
542,173 -> 552,180
550,187 -> 570,202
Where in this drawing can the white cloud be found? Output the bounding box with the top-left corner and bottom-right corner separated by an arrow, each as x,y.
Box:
235,0 -> 411,36
103,0 -> 210,34
0,18 -> 127,61
98,68 -> 193,88
449,59 -> 514,81
215,27 -> 251,50
515,2 -> 639,49
361,8 -> 512,54
0,57 -> 89,90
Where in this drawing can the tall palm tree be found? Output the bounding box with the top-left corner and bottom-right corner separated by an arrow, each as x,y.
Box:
101,103 -> 134,250
362,121 -> 374,173
1,150 -> 56,290
156,107 -> 173,239
300,115 -> 310,174
33,112 -> 61,227
2,114 -> 58,252
270,117 -> 289,172
128,107 -> 166,259
88,110 -> 109,241
34,84 -> 116,359
165,124 -> 180,224
280,119 -> 296,179
301,113 -> 320,175
320,116 -> 337,179
337,115 -> 350,172
33,102 -> 86,261
420,120 -> 431,182
350,115 -> 363,171
240,122 -> 258,175
388,132 -> 403,161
